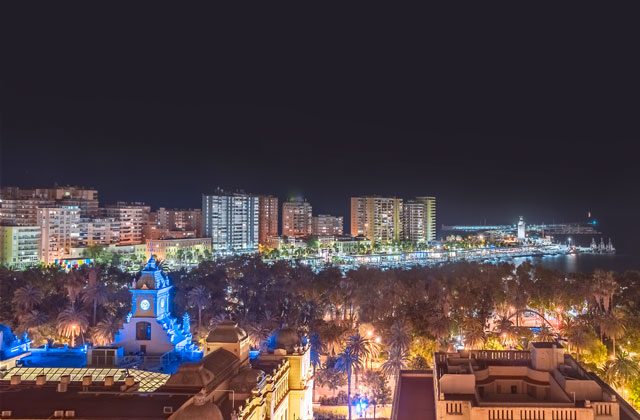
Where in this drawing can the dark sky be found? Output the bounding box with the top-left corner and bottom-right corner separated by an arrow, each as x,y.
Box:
1,6 -> 639,254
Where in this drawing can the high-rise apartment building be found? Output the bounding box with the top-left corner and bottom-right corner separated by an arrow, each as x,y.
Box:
350,196 -> 403,243
312,215 -> 343,236
402,200 -> 426,244
282,198 -> 313,238
102,202 -> 150,245
0,226 -> 41,269
0,197 -> 55,226
0,186 -> 99,221
157,208 -> 203,236
416,196 -> 436,242
78,218 -> 121,247
258,195 -> 279,245
37,206 -> 81,263
202,192 -> 259,252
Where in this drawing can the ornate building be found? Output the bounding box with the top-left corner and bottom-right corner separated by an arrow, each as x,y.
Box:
112,257 -> 200,368
166,323 -> 314,419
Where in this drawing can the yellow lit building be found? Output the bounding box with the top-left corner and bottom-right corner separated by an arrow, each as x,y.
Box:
391,343 -> 638,420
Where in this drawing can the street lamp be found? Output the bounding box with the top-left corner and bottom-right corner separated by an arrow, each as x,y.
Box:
71,324 -> 78,348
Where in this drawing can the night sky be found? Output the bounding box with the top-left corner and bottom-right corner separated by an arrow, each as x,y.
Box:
1,7 -> 639,255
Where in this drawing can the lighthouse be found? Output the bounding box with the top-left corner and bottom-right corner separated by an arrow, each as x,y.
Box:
517,216 -> 526,240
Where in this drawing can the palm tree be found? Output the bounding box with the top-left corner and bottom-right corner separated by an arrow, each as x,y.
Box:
335,346 -> 362,420
309,332 -> 324,375
590,270 -> 617,313
462,318 -> 486,350
599,310 -> 625,358
566,325 -> 591,360
91,316 -> 121,346
381,346 -> 408,385
57,303 -> 89,347
64,271 -> 86,302
428,313 -> 451,348
345,333 -> 372,389
20,309 -> 48,333
12,284 -> 44,312
604,350 -> 640,395
82,281 -> 109,326
187,285 -> 210,329
386,320 -> 410,354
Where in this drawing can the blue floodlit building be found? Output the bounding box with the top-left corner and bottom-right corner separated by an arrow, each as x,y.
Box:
0,324 -> 30,369
110,256 -> 201,371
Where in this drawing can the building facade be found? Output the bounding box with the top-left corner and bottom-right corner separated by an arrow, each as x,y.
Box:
102,202 -> 150,245
416,196 -> 436,242
350,196 -> 403,243
202,192 -> 259,252
0,186 -> 99,220
37,206 -> 81,264
146,237 -> 212,267
113,257 -> 198,360
78,218 -> 121,247
157,208 -> 203,237
282,198 -> 312,238
258,195 -> 279,245
312,214 -> 344,236
0,226 -> 41,269
402,200 -> 426,244
429,344 -> 634,420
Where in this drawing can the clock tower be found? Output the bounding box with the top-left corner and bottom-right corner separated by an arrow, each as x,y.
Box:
130,256 -> 172,319
112,257 -> 200,365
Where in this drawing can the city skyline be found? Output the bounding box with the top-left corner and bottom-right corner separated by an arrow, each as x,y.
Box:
2,8 -> 638,260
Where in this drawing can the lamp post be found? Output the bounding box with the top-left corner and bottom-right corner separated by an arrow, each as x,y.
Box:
71,324 -> 78,348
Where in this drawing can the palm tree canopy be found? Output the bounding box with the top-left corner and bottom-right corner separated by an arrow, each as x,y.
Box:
57,304 -> 89,338
12,284 -> 44,311
187,285 -> 210,309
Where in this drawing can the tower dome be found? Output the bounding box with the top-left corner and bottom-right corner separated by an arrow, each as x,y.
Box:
171,391 -> 223,420
206,320 -> 248,343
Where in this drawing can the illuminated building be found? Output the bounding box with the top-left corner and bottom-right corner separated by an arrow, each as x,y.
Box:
258,195 -> 279,245
0,323 -> 314,419
102,202 -> 150,245
37,206 -> 81,264
0,226 -> 41,269
0,186 -> 99,221
202,191 -> 259,252
518,215 -> 526,240
392,343 -> 636,420
0,197 -> 55,226
0,324 -> 30,370
157,207 -> 203,237
312,214 -> 343,236
146,237 -> 212,267
350,196 -> 403,243
78,218 -> 121,247
282,198 -> 312,238
416,196 -> 437,242
112,257 -> 200,367
402,200 -> 426,244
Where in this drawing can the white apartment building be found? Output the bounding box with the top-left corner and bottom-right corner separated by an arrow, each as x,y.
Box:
102,202 -> 150,245
202,192 -> 259,252
37,206 -> 81,263
312,214 -> 343,236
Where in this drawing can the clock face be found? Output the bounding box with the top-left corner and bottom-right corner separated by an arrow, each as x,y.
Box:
140,299 -> 151,311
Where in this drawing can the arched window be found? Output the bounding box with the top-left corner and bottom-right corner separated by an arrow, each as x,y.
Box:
136,321 -> 151,340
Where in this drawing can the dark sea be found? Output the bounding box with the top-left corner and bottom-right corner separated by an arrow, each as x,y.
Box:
512,254 -> 640,274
